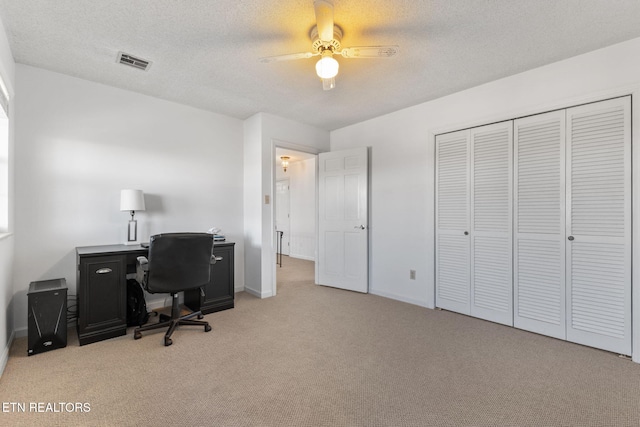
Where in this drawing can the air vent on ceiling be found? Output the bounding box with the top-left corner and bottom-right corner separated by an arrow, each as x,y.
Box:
116,52 -> 152,71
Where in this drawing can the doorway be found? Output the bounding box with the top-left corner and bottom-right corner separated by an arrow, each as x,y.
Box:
274,147 -> 317,292
275,178 -> 290,256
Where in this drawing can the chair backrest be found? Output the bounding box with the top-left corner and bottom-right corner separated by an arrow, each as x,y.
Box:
145,232 -> 214,294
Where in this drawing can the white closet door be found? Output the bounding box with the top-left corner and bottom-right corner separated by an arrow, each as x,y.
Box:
566,96 -> 631,355
513,111 -> 566,339
436,130 -> 470,315
470,122 -> 513,325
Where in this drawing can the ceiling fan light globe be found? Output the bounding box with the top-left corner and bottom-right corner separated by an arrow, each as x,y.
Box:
316,56 -> 339,79
322,77 -> 335,91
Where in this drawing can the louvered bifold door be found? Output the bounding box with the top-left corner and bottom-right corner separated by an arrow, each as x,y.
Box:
470,122 -> 513,325
436,130 -> 471,315
513,111 -> 566,339
566,96 -> 631,355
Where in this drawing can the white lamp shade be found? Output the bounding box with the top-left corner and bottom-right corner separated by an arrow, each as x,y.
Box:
120,189 -> 146,211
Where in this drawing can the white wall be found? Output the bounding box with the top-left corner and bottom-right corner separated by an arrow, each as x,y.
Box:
243,114 -> 263,296
0,234 -> 13,375
330,37 -> 640,360
331,37 -> 640,308
12,65 -> 245,334
0,13 -> 14,376
243,113 -> 328,297
288,158 -> 316,260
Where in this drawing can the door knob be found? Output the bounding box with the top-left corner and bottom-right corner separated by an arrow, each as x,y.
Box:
568,236 -> 574,241
464,231 -> 469,235
354,225 -> 366,230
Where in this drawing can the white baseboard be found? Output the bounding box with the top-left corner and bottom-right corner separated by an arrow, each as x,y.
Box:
14,326 -> 27,338
243,287 -> 273,299
369,289 -> 429,308
288,253 -> 315,261
0,329 -> 15,378
141,291 -> 176,311
146,297 -> 174,311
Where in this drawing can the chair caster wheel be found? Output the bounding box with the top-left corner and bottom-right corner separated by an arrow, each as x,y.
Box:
164,337 -> 173,346
134,331 -> 141,340
205,324 -> 212,332
197,313 -> 204,320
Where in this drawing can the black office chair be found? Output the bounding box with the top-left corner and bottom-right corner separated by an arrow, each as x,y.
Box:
133,232 -> 214,346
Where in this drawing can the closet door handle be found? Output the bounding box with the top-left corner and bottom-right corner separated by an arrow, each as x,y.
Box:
568,236 -> 574,241
464,231 -> 469,235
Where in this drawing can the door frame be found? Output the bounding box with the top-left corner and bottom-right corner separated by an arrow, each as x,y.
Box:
270,139 -> 322,297
429,85 -> 640,362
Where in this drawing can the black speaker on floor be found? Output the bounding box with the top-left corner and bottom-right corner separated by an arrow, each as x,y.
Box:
27,278 -> 67,356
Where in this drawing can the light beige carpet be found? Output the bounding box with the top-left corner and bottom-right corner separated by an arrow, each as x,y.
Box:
1,256 -> 640,426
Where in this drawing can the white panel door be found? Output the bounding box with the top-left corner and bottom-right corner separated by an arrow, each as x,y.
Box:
513,111 -> 566,339
470,122 -> 513,325
318,147 -> 368,293
275,179 -> 290,256
436,130 -> 471,315
566,97 -> 631,355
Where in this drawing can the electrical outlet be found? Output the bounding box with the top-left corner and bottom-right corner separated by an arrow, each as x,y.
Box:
410,270 -> 416,280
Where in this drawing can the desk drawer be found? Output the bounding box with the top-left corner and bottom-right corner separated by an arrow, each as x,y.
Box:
184,244 -> 234,314
77,255 -> 127,345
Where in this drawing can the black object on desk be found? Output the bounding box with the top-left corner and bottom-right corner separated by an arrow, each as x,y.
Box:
76,241 -> 235,346
28,278 -> 67,356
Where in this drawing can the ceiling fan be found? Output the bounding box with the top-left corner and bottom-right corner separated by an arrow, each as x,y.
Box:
260,0 -> 399,90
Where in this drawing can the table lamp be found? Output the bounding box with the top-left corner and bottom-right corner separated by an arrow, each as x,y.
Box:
120,189 -> 145,245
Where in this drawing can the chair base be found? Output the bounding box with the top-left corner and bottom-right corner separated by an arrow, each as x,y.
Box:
133,293 -> 211,346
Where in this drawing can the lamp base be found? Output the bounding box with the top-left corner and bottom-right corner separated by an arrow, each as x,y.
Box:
125,219 -> 138,245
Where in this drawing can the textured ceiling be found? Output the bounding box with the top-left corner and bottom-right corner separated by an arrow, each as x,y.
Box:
0,0 -> 639,130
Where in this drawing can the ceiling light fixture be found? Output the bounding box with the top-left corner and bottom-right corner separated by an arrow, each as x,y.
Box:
259,1 -> 398,92
321,77 -> 335,91
315,50 -> 339,79
281,156 -> 290,172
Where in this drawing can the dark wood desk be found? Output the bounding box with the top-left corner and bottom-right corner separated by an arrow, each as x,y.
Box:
76,242 -> 234,346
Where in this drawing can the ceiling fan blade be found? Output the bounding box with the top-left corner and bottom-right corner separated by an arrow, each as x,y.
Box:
340,46 -> 399,58
314,0 -> 334,42
259,52 -> 317,63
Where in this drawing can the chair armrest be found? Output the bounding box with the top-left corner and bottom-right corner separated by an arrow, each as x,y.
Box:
136,256 -> 149,287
